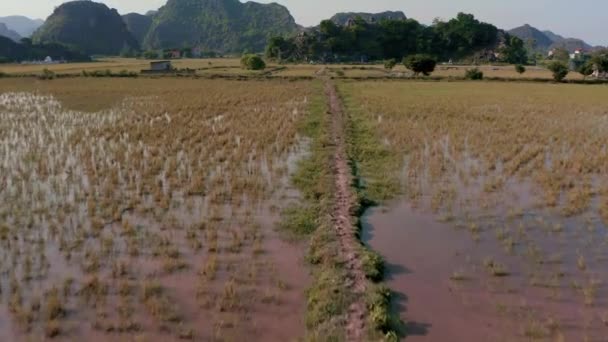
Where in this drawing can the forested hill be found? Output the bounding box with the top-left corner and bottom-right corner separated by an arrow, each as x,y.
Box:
32,1 -> 139,55
142,0 -> 299,53
267,13 -> 527,64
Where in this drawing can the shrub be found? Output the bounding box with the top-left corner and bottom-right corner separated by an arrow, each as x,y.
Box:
384,59 -> 397,70
38,68 -> 56,80
515,64 -> 526,74
362,250 -> 384,281
465,68 -> 484,80
547,61 -> 569,82
577,61 -> 594,79
403,54 -> 437,76
118,69 -> 138,78
240,54 -> 266,70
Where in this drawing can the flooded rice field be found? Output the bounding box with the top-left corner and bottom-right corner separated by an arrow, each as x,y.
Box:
0,79 -> 312,341
343,81 -> 608,341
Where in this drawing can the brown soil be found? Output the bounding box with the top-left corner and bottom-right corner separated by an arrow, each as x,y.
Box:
325,81 -> 369,341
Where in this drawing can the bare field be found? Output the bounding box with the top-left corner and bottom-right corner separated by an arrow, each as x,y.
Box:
342,81 -> 608,341
0,78 -> 313,341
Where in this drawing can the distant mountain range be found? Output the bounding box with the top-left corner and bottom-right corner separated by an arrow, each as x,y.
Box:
0,23 -> 21,42
1,0 -> 603,58
508,24 -> 596,52
0,16 -> 44,37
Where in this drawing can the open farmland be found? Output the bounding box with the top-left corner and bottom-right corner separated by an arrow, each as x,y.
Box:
0,58 -> 593,81
0,78 -> 314,341
341,81 -> 608,341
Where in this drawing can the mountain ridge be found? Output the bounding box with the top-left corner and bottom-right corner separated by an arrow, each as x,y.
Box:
509,24 -> 597,52
0,23 -> 22,42
0,16 -> 44,37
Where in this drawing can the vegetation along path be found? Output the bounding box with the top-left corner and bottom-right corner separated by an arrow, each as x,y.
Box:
326,80 -> 369,341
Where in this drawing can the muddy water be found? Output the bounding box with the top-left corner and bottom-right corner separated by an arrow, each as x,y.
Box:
363,202 -> 507,341
363,185 -> 608,341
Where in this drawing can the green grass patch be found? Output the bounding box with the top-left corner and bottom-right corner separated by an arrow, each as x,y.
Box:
280,205 -> 318,236
342,92 -> 401,204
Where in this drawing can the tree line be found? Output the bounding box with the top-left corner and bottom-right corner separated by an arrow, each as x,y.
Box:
0,37 -> 90,63
266,13 -> 528,64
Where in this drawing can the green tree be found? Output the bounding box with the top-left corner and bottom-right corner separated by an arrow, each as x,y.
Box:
432,13 -> 498,59
500,35 -> 528,64
384,58 -> 397,70
403,54 -> 437,76
266,36 -> 295,61
590,49 -> 608,73
241,54 -> 266,70
547,61 -> 569,81
515,64 -> 526,74
577,61 -> 594,79
180,47 -> 193,58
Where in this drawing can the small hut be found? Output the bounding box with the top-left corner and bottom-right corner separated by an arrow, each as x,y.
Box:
150,61 -> 172,71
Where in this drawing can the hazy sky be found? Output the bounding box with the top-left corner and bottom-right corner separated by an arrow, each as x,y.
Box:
2,0 -> 606,45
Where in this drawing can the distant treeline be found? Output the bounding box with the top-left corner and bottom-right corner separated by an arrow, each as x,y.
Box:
266,13 -> 528,64
0,36 -> 90,63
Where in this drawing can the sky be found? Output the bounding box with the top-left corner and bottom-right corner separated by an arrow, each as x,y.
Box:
1,0 -> 606,45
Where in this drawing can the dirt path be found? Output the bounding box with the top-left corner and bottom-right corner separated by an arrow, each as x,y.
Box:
325,81 -> 369,341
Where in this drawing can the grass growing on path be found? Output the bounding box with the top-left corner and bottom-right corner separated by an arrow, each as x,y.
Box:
281,80 -> 401,341
281,80 -> 351,340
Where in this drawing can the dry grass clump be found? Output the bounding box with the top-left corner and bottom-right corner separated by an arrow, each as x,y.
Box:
0,78 -> 313,340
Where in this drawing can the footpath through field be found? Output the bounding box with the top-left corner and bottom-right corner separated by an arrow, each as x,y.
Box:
325,80 -> 369,341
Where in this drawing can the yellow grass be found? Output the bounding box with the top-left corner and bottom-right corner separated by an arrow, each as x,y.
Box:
0,58 -> 257,76
341,81 -> 608,212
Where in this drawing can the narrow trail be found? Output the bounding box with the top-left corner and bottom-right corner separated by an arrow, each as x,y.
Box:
325,80 -> 369,341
